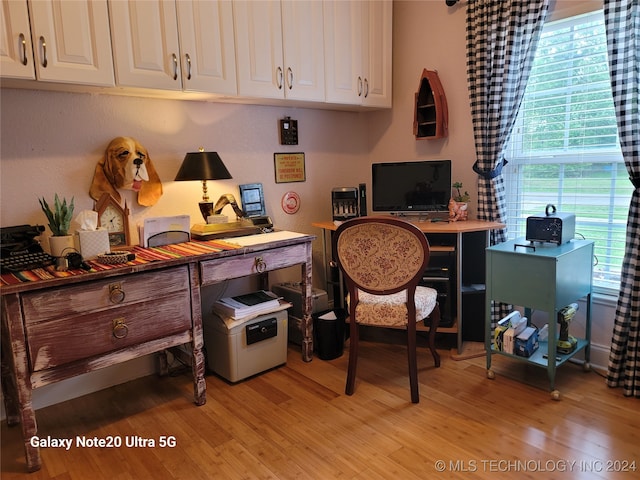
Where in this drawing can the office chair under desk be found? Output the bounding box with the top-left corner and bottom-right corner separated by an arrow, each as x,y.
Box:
333,217 -> 441,404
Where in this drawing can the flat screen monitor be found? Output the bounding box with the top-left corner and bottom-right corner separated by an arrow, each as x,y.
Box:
371,160 -> 451,213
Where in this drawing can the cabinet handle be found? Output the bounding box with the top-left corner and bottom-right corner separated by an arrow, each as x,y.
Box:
172,53 -> 178,81
19,33 -> 28,66
108,283 -> 126,304
185,53 -> 192,80
276,66 -> 283,90
39,36 -> 47,68
112,318 -> 129,339
363,78 -> 369,98
286,67 -> 293,90
254,256 -> 267,273
357,76 -> 362,97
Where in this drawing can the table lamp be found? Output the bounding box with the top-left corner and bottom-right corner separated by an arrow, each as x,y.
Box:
175,148 -> 232,221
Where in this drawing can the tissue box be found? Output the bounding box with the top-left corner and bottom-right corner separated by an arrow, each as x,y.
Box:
75,229 -> 110,260
515,326 -> 539,358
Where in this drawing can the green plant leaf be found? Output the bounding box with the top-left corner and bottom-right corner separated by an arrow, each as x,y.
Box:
39,194 -> 75,236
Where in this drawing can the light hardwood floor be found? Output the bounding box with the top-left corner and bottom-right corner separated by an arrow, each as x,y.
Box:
2,334 -> 638,479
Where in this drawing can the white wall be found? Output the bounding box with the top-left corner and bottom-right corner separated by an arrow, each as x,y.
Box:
382,0 -> 614,371
0,90 -> 369,242
0,0 -> 614,414
0,88 -> 373,413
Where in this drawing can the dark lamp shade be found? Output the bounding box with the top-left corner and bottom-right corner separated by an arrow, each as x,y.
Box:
174,151 -> 232,181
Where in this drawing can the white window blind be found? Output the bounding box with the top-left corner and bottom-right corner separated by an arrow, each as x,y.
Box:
504,10 -> 632,294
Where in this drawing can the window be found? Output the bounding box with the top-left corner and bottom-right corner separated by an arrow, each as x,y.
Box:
504,10 -> 632,294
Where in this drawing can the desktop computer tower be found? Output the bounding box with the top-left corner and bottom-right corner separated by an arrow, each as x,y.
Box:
420,251 -> 455,327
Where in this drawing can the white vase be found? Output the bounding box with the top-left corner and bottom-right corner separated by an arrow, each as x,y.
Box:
49,235 -> 75,257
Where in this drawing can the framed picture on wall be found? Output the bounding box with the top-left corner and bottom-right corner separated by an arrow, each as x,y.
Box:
274,153 -> 305,183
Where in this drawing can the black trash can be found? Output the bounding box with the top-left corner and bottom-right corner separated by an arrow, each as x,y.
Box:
313,309 -> 346,360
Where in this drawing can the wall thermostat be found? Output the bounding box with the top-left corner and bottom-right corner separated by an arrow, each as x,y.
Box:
279,116 -> 298,145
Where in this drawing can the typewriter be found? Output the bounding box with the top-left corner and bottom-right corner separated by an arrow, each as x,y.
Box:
1,225 -> 55,272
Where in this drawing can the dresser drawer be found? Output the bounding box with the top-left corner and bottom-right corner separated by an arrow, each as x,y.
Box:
21,266 -> 190,324
25,290 -> 192,372
21,265 -> 193,372
200,243 -> 308,285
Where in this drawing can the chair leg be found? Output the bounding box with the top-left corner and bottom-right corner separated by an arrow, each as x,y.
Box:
345,320 -> 359,396
428,304 -> 441,368
407,319 -> 419,403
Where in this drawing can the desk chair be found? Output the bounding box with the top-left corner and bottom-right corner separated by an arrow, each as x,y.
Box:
333,217 -> 441,403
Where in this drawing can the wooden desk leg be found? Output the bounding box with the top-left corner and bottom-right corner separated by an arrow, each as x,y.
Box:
189,264 -> 206,406
2,294 -> 41,472
1,316 -> 20,426
301,242 -> 313,362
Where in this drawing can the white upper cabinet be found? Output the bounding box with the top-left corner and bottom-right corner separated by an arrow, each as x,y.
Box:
176,0 -> 236,95
1,0 -> 389,109
110,0 -> 236,94
323,0 -> 362,105
1,0 -> 114,85
29,0 -> 114,86
324,0 -> 392,107
234,0 -> 324,101
280,0 -> 325,101
233,0 -> 282,98
363,0 -> 392,108
0,0 -> 35,79
109,0 -> 182,90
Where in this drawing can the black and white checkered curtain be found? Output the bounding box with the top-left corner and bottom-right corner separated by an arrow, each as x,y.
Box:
604,0 -> 640,398
465,0 -> 549,323
465,0 -> 549,245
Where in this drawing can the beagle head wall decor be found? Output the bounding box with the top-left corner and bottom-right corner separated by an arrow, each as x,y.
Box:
89,136 -> 163,207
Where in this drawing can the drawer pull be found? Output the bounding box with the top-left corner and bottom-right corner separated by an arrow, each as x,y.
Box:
112,318 -> 129,339
109,283 -> 125,304
254,256 -> 266,273
19,33 -> 28,66
39,36 -> 48,68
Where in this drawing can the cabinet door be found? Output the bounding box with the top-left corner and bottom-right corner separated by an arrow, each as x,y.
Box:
233,0 -> 284,99
109,0 -> 181,90
281,0 -> 324,102
362,0 -> 392,108
0,0 -> 35,79
176,0 -> 237,95
323,0 -> 363,105
28,0 -> 114,86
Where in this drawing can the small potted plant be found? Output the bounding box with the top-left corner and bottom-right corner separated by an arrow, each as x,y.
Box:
449,182 -> 469,221
39,194 -> 75,256
452,182 -> 470,203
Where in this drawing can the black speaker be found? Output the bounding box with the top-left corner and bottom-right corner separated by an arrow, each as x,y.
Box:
358,183 -> 367,216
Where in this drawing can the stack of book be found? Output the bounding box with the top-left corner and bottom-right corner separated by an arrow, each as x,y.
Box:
493,310 -> 539,357
213,290 -> 284,323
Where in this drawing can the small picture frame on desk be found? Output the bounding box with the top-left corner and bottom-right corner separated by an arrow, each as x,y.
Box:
239,183 -> 266,217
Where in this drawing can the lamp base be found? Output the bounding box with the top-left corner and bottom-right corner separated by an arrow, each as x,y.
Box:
199,202 -> 214,222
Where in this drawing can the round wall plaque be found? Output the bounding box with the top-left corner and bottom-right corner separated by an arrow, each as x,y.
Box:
281,191 -> 300,214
